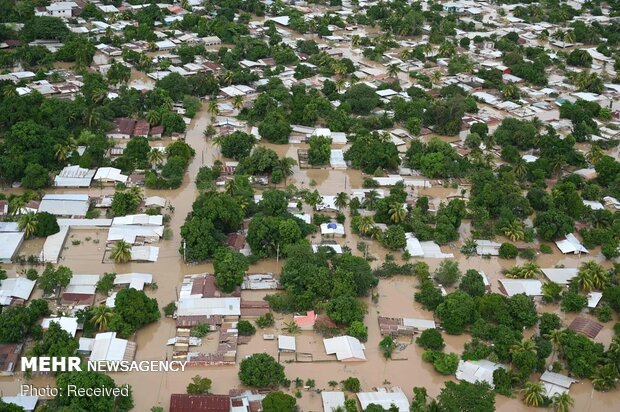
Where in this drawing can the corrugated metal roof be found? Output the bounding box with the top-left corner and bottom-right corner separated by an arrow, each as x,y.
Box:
357,388 -> 409,411
324,336 -> 366,361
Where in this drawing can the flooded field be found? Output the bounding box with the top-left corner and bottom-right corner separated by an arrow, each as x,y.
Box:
0,100 -> 617,411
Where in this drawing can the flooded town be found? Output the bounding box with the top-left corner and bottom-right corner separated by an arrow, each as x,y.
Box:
0,0 -> 620,411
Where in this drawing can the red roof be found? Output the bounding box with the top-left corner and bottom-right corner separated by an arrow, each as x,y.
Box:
133,120 -> 150,137
170,394 -> 230,412
294,311 -> 317,327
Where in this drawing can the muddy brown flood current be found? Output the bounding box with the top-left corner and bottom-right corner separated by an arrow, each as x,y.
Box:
0,106 -> 618,411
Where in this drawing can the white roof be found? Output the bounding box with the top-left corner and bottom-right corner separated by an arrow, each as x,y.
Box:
54,165 -> 96,187
107,225 -> 164,244
323,336 -> 366,361
41,317 -> 78,337
114,273 -> 153,288
94,167 -> 128,183
330,149 -> 347,169
1,396 -> 38,411
402,318 -> 436,330
86,332 -> 129,361
0,222 -> 20,232
56,218 -> 112,228
41,226 -> 69,263
357,388 -> 410,411
321,391 -> 346,412
278,335 -> 296,351
456,360 -> 505,388
112,214 -> 163,226
144,196 -> 167,208
499,279 -> 542,297
541,268 -> 578,285
541,371 -> 578,397
316,195 -> 338,211
39,194 -> 89,217
294,213 -> 311,224
130,246 -> 159,262
0,277 -> 35,301
556,233 -> 588,254
405,233 -> 423,256
312,244 -> 343,254
582,200 -> 604,210
177,297 -> 241,317
420,241 -> 454,258
320,223 -> 345,236
587,291 -> 603,308
0,232 -> 24,262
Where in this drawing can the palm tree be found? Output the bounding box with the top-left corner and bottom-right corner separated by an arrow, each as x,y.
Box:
358,216 -> 375,237
574,268 -> 595,293
423,42 -> 433,57
111,240 -> 132,263
563,30 -> 576,44
400,49 -> 412,60
586,145 -> 604,165
387,64 -> 399,79
591,364 -> 618,391
388,203 -> 406,224
507,263 -> 541,279
335,78 -> 346,93
502,84 -> 519,100
537,31 -> 549,43
18,212 -> 38,239
207,98 -> 219,117
431,70 -> 442,85
335,192 -> 349,211
438,41 -> 456,58
510,339 -> 537,357
54,143 -> 71,162
552,392 -> 574,412
577,261 -> 608,291
282,321 -> 301,334
351,35 -> 360,47
203,125 -> 216,139
503,220 -> 525,242
522,381 -> 545,407
546,329 -> 564,362
513,160 -> 528,179
91,305 -> 113,331
128,186 -> 144,205
304,190 -> 323,210
278,157 -> 297,185
364,190 -> 379,210
148,148 -> 165,168
146,110 -> 162,126
232,95 -> 244,111
332,61 -> 348,77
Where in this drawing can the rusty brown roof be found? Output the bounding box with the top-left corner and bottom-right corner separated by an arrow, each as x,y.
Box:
170,394 -> 230,412
568,317 -> 603,339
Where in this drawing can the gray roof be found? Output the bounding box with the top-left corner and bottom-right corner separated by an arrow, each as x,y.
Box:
0,232 -> 24,262
39,194 -> 89,217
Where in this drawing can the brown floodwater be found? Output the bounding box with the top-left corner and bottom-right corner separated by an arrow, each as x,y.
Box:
1,88 -> 618,412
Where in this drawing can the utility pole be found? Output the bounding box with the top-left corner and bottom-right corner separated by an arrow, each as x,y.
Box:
183,240 -> 186,263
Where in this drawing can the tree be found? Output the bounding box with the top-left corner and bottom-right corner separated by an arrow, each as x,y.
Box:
498,243 -> 518,259
238,353 -> 285,387
436,291 -> 476,334
91,305 -> 113,331
262,392 -> 296,412
415,279 -> 444,311
502,220 -> 525,242
344,84 -> 380,115
148,149 -> 165,168
380,336 -> 396,359
576,261 -> 608,291
54,371 -> 133,411
327,296 -> 366,326
434,260 -> 461,287
437,381 -> 495,412
38,264 -> 72,295
522,381 -> 545,407
111,240 -> 132,263
18,212 -> 38,239
308,135 -> 332,165
552,392 -> 574,412
217,131 -> 256,160
388,203 -> 406,224
459,270 -> 486,298
335,192 -> 349,210
561,291 -> 587,312
259,111 -> 292,144
213,248 -> 249,293
381,225 -> 406,250
237,320 -> 256,336
346,321 -> 368,342
34,212 -> 59,237
416,329 -> 445,351
30,321 -> 78,360
186,375 -> 212,394
591,364 -> 618,391
110,288 -> 160,337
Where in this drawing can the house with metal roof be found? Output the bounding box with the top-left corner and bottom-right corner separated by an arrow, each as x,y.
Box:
54,165 -> 96,187
324,336 -> 366,361
0,232 -> 24,263
0,277 -> 35,305
79,331 -> 136,362
130,246 -> 160,262
498,279 -> 543,297
1,395 -> 38,411
41,317 -> 79,337
94,167 -> 128,184
540,371 -> 578,397
541,268 -> 578,285
322,391 -> 346,412
61,274 -> 99,305
357,387 -> 410,411
555,233 -> 588,254
38,194 -> 89,217
456,359 -> 506,388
